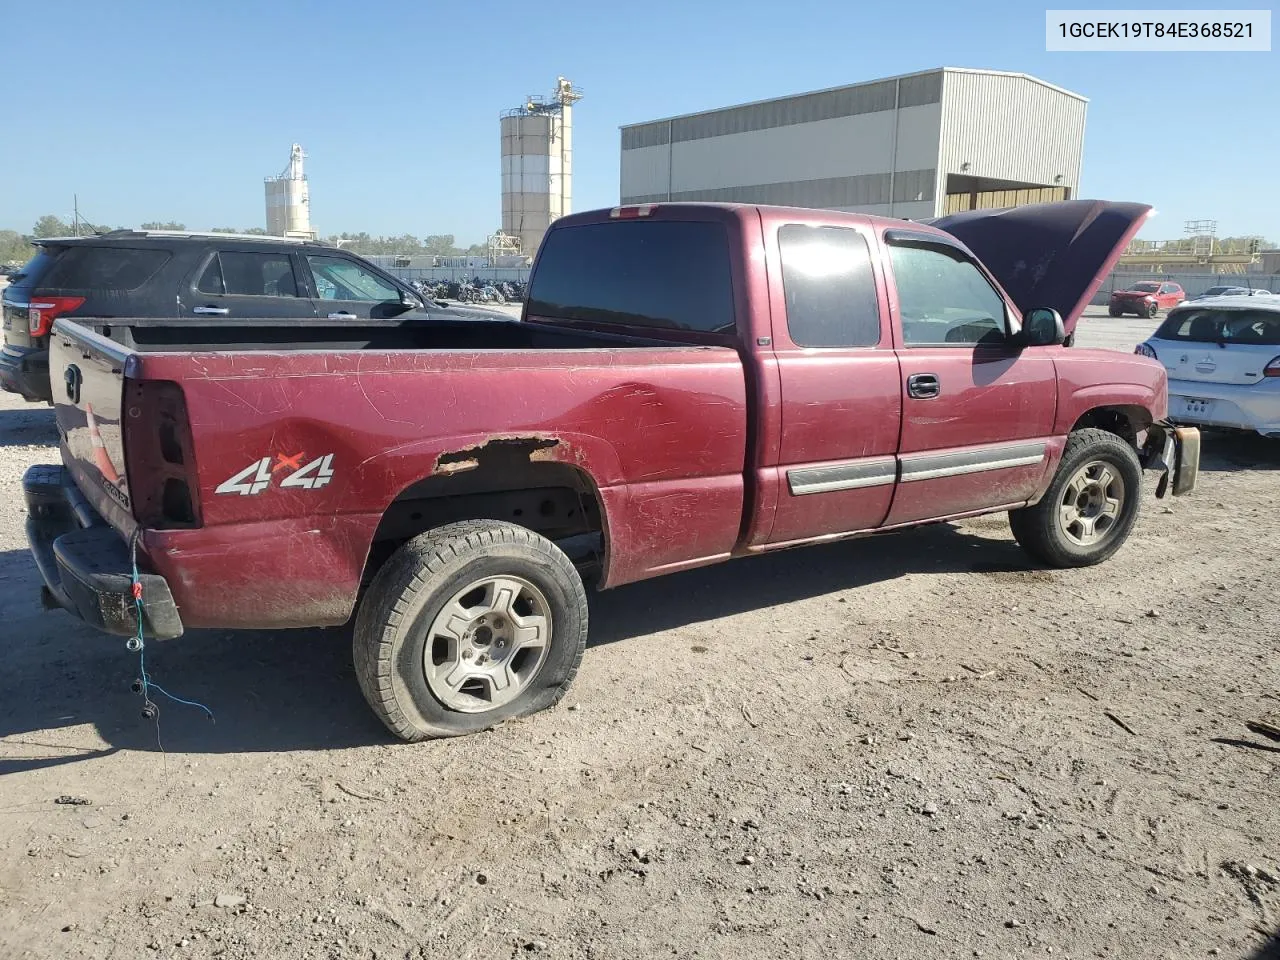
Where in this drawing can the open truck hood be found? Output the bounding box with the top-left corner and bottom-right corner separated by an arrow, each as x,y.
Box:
925,200 -> 1152,335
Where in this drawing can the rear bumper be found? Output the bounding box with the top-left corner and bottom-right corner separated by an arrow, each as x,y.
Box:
1168,378 -> 1280,437
0,343 -> 52,402
23,464 -> 183,640
1141,421 -> 1200,497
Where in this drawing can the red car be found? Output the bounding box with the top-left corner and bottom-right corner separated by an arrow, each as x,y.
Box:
1110,280 -> 1185,318
25,200 -> 1200,740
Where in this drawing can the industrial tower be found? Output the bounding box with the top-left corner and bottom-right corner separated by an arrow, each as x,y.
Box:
500,77 -> 582,258
264,144 -> 316,239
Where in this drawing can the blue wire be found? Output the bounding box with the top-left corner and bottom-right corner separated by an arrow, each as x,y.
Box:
130,532 -> 215,723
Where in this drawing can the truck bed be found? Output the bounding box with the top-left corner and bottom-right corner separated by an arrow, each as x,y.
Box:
50,318 -> 750,629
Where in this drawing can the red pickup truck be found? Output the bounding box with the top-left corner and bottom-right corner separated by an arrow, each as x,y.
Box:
25,200 -> 1199,741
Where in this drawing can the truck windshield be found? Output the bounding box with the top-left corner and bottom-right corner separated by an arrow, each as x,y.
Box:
1155,309 -> 1280,345
527,220 -> 736,335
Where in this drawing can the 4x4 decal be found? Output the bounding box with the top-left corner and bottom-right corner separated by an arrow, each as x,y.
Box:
216,453 -> 334,496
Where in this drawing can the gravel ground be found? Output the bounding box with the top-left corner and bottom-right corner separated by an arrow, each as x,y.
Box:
0,309 -> 1277,960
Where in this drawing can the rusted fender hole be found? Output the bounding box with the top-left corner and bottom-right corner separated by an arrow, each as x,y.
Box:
432,437 -> 561,476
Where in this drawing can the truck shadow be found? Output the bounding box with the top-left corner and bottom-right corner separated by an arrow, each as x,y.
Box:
0,522 -> 1034,765
588,522 -> 1029,646
1250,928 -> 1280,960
0,405 -> 57,449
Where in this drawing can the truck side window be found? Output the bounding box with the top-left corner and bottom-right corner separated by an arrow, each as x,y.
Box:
889,243 -> 1007,347
778,225 -> 880,347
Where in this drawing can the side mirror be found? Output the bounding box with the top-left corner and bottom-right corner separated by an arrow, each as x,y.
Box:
1019,307 -> 1067,347
400,292 -> 424,310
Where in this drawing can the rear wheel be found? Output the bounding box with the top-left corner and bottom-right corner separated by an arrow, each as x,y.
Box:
1108,306 -> 1122,318
354,520 -> 588,741
1009,429 -> 1142,568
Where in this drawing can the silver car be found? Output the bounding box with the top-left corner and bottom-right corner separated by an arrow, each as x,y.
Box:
1136,296 -> 1280,438
1191,285 -> 1271,300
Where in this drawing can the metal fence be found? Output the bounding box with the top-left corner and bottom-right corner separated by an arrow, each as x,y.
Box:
1092,271 -> 1280,304
384,266 -> 531,283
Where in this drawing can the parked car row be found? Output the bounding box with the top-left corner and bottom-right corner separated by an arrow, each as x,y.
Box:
0,231 -> 508,403
1108,280 -> 1272,319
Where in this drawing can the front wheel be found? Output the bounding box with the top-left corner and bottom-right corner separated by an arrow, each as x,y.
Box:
1009,429 -> 1143,568
353,520 -> 588,741
1108,306 -> 1122,317
1147,301 -> 1160,318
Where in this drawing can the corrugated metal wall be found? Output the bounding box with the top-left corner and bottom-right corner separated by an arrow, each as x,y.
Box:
619,70 -> 943,216
937,71 -> 1086,207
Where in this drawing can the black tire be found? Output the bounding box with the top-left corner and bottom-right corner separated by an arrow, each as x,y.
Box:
353,520 -> 588,741
1009,429 -> 1142,568
1147,301 -> 1159,318
1108,306 -> 1122,318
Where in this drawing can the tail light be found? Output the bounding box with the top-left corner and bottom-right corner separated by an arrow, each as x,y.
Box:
121,379 -> 203,528
1135,343 -> 1158,360
1265,356 -> 1280,377
28,295 -> 86,337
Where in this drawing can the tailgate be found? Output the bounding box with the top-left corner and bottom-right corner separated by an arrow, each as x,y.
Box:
49,320 -> 135,533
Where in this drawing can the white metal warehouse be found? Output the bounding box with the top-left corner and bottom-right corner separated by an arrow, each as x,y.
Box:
619,68 -> 1087,220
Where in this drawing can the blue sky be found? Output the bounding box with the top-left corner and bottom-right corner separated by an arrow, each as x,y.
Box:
2,0 -> 1275,242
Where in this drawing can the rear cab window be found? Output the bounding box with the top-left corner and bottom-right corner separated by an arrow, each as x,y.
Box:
527,220 -> 736,337
1155,309 -> 1280,345
40,246 -> 170,291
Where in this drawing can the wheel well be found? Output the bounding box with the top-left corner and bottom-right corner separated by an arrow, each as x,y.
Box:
1071,405 -> 1151,448
363,460 -> 606,588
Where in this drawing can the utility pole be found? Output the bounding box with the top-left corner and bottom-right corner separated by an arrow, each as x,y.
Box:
73,195 -> 80,237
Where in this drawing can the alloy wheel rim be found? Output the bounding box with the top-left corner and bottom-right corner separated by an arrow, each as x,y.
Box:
1058,460 -> 1125,547
422,575 -> 552,713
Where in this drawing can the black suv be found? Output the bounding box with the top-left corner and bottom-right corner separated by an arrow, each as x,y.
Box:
1,231 -> 438,402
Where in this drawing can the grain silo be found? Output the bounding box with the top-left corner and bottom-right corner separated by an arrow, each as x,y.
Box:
500,77 -> 582,258
264,143 -> 316,239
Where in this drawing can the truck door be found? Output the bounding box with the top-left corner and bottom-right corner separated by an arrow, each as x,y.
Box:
762,220 -> 903,545
882,231 -> 1056,526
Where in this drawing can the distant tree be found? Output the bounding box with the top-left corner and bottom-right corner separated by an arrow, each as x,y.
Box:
209,226 -> 271,235
32,215 -> 74,238
464,243 -> 487,256
141,220 -> 186,231
423,235 -> 456,256
0,229 -> 33,265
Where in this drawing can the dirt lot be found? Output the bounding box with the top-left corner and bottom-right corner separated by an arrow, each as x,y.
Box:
1,310 -> 1277,960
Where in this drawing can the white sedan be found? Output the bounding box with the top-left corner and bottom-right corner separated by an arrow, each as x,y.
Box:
1136,296 -> 1280,438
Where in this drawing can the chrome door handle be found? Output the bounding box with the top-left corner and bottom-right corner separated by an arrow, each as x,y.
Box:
327,312 -> 357,319
193,306 -> 229,316
907,373 -> 940,399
